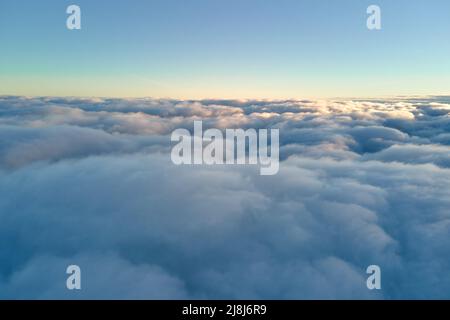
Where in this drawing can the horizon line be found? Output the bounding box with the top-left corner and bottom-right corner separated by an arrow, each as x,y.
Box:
1,93 -> 449,102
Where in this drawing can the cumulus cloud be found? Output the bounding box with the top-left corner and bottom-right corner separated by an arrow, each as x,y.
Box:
0,95 -> 449,299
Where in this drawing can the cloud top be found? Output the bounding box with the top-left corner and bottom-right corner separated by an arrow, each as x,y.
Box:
0,95 -> 450,299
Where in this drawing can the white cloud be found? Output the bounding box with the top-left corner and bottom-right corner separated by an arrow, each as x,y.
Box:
0,95 -> 449,299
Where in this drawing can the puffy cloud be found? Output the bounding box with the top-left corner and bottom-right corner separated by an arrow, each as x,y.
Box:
0,95 -> 449,299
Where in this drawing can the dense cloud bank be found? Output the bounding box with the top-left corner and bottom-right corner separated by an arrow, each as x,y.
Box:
0,95 -> 449,299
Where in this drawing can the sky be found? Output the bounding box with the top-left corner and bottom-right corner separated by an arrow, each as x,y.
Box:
1,0 -> 450,99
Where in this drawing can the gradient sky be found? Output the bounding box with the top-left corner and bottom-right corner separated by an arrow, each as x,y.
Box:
1,0 -> 450,99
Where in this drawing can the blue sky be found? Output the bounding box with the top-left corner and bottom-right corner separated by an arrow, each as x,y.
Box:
1,0 -> 449,98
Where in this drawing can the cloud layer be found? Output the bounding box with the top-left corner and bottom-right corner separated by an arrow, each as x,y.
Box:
0,95 -> 450,299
